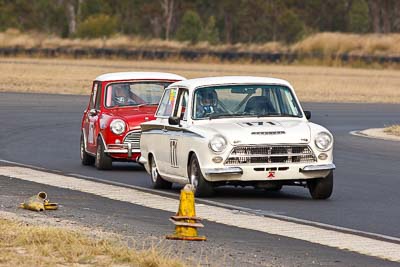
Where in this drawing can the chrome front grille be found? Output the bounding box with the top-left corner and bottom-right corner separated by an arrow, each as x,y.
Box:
225,145 -> 316,165
123,130 -> 141,149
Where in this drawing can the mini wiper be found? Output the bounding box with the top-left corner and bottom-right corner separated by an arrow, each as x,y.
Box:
133,103 -> 158,107
133,104 -> 146,107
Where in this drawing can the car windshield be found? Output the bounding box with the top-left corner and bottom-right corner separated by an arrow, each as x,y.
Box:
105,82 -> 171,108
193,84 -> 302,119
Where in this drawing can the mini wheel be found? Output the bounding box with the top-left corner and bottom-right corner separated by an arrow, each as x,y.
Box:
80,133 -> 95,166
95,137 -> 112,170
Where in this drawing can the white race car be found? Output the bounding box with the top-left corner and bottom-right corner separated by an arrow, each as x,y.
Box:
139,76 -> 335,199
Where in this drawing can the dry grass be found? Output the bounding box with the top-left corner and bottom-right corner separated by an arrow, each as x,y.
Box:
384,125 -> 400,136
0,57 -> 400,103
2,29 -> 400,57
0,218 -> 184,267
292,32 -> 400,56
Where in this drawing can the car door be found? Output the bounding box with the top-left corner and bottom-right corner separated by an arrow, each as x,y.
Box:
166,88 -> 189,178
153,87 -> 178,175
84,81 -> 102,154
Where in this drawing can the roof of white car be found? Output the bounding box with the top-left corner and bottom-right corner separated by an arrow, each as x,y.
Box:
95,72 -> 186,82
169,76 -> 292,89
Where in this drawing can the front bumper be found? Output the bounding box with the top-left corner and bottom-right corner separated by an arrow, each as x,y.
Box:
204,167 -> 243,175
203,163 -> 335,182
104,143 -> 140,158
300,163 -> 336,172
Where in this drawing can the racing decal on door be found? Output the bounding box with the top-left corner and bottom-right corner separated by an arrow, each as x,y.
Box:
88,122 -> 94,144
170,139 -> 178,167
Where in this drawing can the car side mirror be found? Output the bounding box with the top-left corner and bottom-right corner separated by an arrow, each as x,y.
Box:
304,111 -> 311,120
89,109 -> 98,116
168,116 -> 180,126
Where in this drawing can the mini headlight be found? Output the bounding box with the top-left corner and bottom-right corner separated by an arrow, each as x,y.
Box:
110,119 -> 126,135
314,132 -> 333,151
209,135 -> 227,153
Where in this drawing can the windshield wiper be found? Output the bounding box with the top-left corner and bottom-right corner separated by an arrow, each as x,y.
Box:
133,103 -> 159,107
257,113 -> 301,118
208,113 -> 246,119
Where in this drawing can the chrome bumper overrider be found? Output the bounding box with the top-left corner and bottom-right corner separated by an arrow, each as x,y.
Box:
204,167 -> 243,175
300,163 -> 336,172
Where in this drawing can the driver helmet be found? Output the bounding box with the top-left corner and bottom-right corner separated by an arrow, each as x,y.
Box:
198,88 -> 218,113
113,84 -> 131,105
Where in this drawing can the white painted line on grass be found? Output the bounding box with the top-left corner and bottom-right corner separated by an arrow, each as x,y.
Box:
0,166 -> 399,262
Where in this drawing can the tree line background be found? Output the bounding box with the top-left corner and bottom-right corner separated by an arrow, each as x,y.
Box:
0,0 -> 399,45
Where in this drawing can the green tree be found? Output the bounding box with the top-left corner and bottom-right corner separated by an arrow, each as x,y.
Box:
76,14 -> 117,38
176,10 -> 202,44
200,16 -> 219,44
349,0 -> 370,32
277,9 -> 306,43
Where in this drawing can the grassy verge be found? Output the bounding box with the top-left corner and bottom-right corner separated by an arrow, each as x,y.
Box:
0,218 -> 184,267
1,57 -> 400,103
1,29 -> 400,57
384,125 -> 400,136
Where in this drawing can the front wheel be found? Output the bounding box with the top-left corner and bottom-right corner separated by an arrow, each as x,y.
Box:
80,134 -> 95,166
189,154 -> 214,197
307,171 -> 333,200
149,156 -> 172,189
95,137 -> 112,170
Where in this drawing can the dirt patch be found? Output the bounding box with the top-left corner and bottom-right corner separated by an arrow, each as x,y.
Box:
1,57 -> 400,103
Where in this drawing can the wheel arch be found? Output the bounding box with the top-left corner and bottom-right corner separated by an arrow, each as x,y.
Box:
97,132 -> 107,148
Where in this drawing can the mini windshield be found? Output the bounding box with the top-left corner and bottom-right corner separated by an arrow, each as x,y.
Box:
105,82 -> 171,108
193,84 -> 302,119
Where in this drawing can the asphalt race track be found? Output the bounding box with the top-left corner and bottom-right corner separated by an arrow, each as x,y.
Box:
1,92 -> 400,240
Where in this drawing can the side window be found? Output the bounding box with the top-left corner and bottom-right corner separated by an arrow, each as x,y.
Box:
174,89 -> 189,120
89,82 -> 98,109
89,82 -> 101,110
94,82 -> 102,109
156,88 -> 177,117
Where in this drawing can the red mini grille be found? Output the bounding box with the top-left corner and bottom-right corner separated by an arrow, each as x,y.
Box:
123,130 -> 141,149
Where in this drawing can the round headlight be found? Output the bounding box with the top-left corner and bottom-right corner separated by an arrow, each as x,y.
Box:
314,132 -> 333,151
209,135 -> 227,153
110,119 -> 126,135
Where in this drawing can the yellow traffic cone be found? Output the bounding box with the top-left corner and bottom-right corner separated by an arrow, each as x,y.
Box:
19,192 -> 47,212
19,192 -> 58,211
166,184 -> 206,241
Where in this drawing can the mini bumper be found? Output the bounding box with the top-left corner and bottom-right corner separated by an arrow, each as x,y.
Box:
104,143 -> 140,157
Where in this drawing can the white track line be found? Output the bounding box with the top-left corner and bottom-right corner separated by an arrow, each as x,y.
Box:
1,159 -> 399,244
0,165 -> 399,262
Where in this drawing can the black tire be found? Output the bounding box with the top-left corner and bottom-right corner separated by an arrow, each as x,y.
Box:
307,171 -> 333,200
189,154 -> 214,197
149,155 -> 172,189
80,134 -> 95,166
95,137 -> 112,170
264,184 -> 283,192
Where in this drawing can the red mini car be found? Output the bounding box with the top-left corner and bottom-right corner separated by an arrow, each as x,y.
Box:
80,72 -> 185,170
